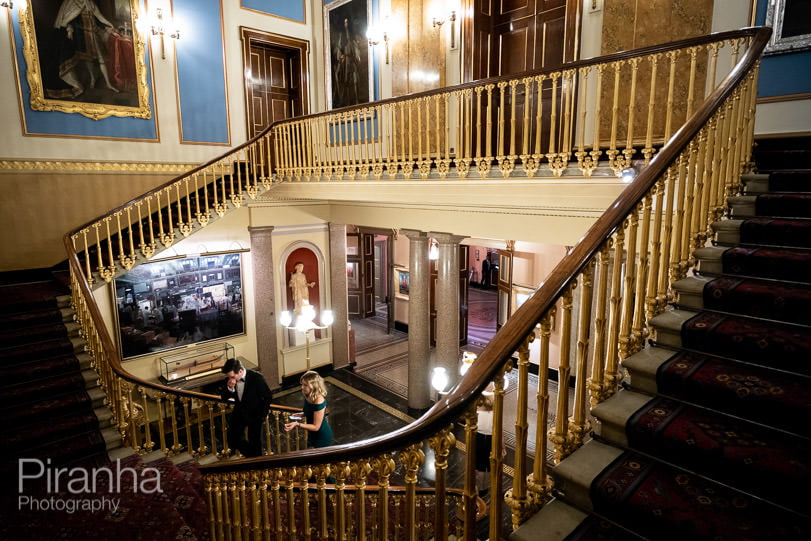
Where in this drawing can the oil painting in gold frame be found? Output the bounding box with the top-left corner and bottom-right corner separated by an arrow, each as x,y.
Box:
18,0 -> 151,120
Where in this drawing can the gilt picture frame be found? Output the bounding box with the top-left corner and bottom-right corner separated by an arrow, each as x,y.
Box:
324,0 -> 372,110
18,0 -> 151,120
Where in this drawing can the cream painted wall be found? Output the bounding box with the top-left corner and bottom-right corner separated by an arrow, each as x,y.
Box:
272,223 -> 333,377
94,208 -> 257,382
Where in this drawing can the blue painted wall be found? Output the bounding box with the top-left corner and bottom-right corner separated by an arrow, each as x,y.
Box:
12,1 -> 158,140
242,0 -> 305,23
755,1 -> 811,98
175,0 -> 229,144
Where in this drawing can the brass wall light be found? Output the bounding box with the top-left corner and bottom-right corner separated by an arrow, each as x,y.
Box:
432,10 -> 457,49
150,7 -> 180,59
366,24 -> 390,64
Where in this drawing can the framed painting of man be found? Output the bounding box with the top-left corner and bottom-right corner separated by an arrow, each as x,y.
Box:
18,0 -> 151,120
324,0 -> 372,110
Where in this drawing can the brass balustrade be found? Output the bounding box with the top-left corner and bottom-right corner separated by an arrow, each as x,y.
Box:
63,27 -> 770,540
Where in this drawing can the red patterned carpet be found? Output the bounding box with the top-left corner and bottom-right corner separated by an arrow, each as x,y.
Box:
626,396 -> 811,512
702,276 -> 811,324
681,311 -> 811,375
657,350 -> 811,436
591,452 -> 811,540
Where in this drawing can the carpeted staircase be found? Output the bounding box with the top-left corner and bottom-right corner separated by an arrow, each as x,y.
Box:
512,142 -> 811,540
0,273 -> 210,541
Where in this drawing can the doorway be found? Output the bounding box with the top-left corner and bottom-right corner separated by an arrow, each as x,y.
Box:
240,28 -> 310,138
467,246 -> 498,351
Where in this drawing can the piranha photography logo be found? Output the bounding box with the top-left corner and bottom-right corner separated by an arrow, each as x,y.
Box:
17,458 -> 163,514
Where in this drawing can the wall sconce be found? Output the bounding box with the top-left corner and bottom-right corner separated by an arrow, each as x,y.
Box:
1,2 -> 13,10
366,24 -> 390,65
279,304 -> 334,371
428,239 -> 439,261
366,30 -> 389,64
151,7 -> 180,60
432,10 -> 457,49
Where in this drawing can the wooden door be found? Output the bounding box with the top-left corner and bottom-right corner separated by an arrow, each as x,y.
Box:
495,249 -> 514,330
459,245 -> 470,345
466,0 -> 578,81
241,28 -> 310,139
246,45 -> 297,137
361,233 -> 375,318
347,232 -> 362,320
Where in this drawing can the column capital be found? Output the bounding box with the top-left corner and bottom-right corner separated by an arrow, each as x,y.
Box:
248,225 -> 275,235
401,229 -> 428,240
429,232 -> 468,245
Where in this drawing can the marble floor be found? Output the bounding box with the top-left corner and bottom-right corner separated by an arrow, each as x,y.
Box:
272,368 -> 516,538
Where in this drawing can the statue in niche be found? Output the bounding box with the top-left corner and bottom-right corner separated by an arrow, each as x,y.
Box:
288,262 -> 315,314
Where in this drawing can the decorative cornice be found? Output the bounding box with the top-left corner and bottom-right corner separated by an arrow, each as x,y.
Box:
0,160 -> 198,174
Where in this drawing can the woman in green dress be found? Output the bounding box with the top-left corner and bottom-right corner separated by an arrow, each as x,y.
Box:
284,370 -> 333,447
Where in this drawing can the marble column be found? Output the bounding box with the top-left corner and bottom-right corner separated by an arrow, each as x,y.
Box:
404,230 -> 431,410
249,226 -> 279,389
328,222 -> 350,368
432,232 -> 466,389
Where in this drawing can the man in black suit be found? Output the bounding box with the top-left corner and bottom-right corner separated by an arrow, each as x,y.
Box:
219,358 -> 273,457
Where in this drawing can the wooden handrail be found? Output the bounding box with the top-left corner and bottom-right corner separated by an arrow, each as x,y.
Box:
198,26 -> 771,475
59,25 -> 770,472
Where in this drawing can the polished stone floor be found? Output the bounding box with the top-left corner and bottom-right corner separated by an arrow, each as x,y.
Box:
272,367 -> 518,538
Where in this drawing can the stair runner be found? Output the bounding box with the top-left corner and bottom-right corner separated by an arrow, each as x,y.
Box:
513,155 -> 811,539
0,275 -> 209,540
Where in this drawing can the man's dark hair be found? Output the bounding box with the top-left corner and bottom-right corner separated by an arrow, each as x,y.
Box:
221,358 -> 244,374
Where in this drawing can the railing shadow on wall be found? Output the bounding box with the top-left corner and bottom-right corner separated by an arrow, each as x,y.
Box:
63,26 -> 771,540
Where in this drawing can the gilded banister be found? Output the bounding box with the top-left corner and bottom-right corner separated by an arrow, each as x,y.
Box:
63,27 -> 770,540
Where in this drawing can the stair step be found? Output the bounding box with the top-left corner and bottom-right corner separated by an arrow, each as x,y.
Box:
648,308 -> 696,348
88,386 -> 107,409
551,440 -> 624,512
728,194 -> 757,216
621,346 -> 676,394
695,244 -> 811,284
509,498 -> 588,541
623,347 -> 811,436
94,406 -> 115,429
741,172 -> 770,193
672,275 -> 712,310
728,217 -> 811,249
712,218 -> 743,244
674,275 -> 811,325
591,390 -> 652,448
102,426 -> 122,450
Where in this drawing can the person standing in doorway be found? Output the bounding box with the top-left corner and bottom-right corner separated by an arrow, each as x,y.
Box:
480,256 -> 491,289
219,358 -> 273,457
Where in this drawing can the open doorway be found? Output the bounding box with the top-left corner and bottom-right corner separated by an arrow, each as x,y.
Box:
467,246 -> 498,352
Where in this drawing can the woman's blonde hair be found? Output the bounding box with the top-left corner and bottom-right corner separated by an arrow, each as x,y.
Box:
478,393 -> 494,411
300,370 -> 327,402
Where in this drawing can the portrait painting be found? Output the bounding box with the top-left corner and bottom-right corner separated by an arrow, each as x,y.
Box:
765,0 -> 811,55
398,270 -> 410,296
18,0 -> 151,120
324,0 -> 372,109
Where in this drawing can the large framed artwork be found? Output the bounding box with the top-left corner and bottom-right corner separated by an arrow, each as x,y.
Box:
114,253 -> 245,359
18,0 -> 151,120
765,0 -> 811,55
324,0 -> 372,110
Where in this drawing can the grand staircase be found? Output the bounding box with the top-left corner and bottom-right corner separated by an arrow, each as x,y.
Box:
513,141 -> 811,539
0,272 -> 210,540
